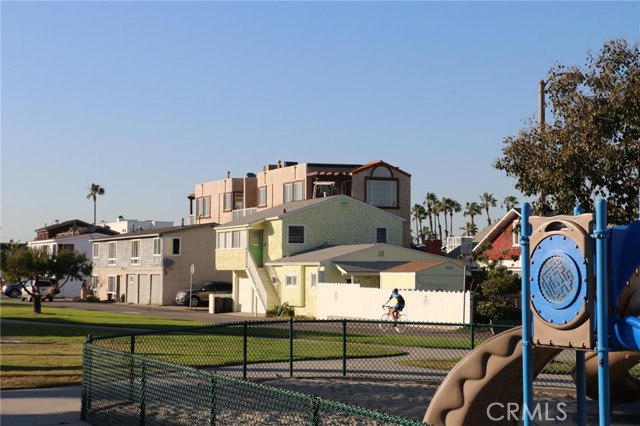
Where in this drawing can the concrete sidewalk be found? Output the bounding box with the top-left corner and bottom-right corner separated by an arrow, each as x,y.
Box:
0,386 -> 88,426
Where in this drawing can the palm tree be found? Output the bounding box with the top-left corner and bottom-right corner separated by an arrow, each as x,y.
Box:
411,204 -> 427,244
87,183 -> 106,225
441,197 -> 451,239
463,201 -> 482,233
433,199 -> 445,240
423,193 -> 438,239
448,199 -> 461,237
502,195 -> 520,211
460,222 -> 478,236
479,192 -> 497,226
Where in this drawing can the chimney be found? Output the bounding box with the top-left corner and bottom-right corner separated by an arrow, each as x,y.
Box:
227,171 -> 231,178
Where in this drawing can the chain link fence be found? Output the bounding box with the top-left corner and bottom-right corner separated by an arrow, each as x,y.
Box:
82,319 -> 583,425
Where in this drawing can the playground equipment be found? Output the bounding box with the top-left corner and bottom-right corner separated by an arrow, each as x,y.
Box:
425,200 -> 640,426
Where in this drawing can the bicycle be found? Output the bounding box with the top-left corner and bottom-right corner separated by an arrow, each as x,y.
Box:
276,301 -> 290,318
379,305 -> 408,332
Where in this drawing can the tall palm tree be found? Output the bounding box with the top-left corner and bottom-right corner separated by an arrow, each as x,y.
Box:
440,197 -> 451,239
411,204 -> 427,244
479,192 -> 497,226
448,199 -> 461,237
460,222 -> 478,236
434,199 -> 445,240
87,183 -> 106,225
463,201 -> 482,232
423,193 -> 438,239
502,195 -> 520,211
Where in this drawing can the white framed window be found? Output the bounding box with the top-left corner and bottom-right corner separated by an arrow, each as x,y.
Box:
153,238 -> 161,256
131,240 -> 141,265
258,187 -> 267,206
366,179 -> 398,208
223,193 -> 232,211
310,272 -> 317,288
91,275 -> 99,291
288,225 -> 305,244
197,196 -> 211,218
217,230 -> 245,249
512,221 -> 521,246
107,275 -> 118,295
92,243 -> 99,258
170,238 -> 181,255
375,227 -> 388,243
284,183 -> 293,203
293,181 -> 303,201
234,192 -> 244,210
108,242 -> 117,265
285,274 -> 298,287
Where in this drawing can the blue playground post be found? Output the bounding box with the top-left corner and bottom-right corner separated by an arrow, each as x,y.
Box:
520,203 -> 533,426
595,199 -> 611,426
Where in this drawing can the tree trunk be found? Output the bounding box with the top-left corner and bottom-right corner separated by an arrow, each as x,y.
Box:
33,295 -> 42,314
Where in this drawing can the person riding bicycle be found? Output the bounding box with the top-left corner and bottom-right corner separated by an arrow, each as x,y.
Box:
384,288 -> 405,321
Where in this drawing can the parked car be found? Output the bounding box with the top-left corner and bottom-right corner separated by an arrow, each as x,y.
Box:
20,279 -> 58,302
2,280 -> 27,298
175,281 -> 232,307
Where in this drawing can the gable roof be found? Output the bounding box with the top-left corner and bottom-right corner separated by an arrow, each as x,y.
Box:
348,160 -> 411,177
90,223 -> 217,242
472,208 -> 522,254
334,261 -> 408,275
384,260 -> 450,273
266,243 -> 379,265
216,195 -> 404,230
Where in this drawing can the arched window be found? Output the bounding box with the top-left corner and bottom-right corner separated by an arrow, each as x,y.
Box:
366,166 -> 398,208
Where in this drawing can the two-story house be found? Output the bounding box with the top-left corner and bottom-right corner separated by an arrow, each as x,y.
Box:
188,160 -> 412,247
214,194 -> 406,315
90,224 -> 231,305
27,220 -> 119,298
472,208 -> 522,274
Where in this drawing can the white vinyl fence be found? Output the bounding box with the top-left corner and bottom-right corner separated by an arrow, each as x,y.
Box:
316,283 -> 472,323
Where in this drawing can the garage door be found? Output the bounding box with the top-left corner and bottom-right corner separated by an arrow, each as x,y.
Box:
150,274 -> 162,305
138,275 -> 150,305
237,278 -> 254,313
126,275 -> 137,303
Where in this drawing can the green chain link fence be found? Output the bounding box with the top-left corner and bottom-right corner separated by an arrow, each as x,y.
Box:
82,319 -> 582,425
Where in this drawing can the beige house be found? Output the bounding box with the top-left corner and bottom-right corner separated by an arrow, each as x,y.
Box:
214,195 -> 405,315
90,224 -> 230,305
268,243 -> 464,317
189,160 -> 413,247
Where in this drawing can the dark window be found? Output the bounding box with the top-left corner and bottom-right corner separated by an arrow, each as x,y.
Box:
376,227 -> 388,243
172,238 -> 181,255
288,226 -> 305,244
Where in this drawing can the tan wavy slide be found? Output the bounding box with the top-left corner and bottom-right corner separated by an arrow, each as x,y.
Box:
424,269 -> 640,426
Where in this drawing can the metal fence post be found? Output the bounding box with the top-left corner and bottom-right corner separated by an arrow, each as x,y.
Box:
129,335 -> 136,402
289,318 -> 294,377
342,320 -> 347,377
81,336 -> 93,421
210,376 -> 217,426
140,358 -> 146,426
470,321 -> 475,350
243,323 -> 248,381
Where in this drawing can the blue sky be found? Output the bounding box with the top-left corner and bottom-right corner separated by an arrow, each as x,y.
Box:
2,1 -> 639,242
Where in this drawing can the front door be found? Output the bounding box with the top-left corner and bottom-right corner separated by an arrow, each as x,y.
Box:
249,230 -> 263,266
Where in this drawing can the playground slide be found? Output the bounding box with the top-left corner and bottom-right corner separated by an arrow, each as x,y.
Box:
424,269 -> 640,426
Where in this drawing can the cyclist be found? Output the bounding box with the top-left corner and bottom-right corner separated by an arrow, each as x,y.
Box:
383,288 -> 405,322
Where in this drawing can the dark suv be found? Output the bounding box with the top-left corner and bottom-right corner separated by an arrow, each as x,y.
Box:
175,281 -> 232,307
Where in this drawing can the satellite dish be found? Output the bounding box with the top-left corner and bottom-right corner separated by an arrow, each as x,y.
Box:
162,258 -> 175,267
247,172 -> 256,178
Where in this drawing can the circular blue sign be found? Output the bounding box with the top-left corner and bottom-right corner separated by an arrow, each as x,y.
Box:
531,235 -> 588,326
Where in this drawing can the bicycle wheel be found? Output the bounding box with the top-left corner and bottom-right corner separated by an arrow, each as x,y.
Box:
379,313 -> 391,331
394,314 -> 408,333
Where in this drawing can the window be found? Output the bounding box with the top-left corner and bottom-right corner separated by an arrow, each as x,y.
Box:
91,275 -> 99,290
284,183 -> 293,203
294,182 -> 303,201
223,193 -> 232,211
197,196 -> 211,218
92,243 -> 99,258
372,166 -> 392,177
108,242 -> 117,265
285,274 -> 298,287
234,192 -> 244,210
153,238 -> 161,256
258,187 -> 267,206
171,238 -> 181,255
288,225 -> 305,244
310,272 -> 317,288
107,276 -> 118,295
376,227 -> 388,243
366,179 -> 398,207
131,240 -> 141,265
217,230 -> 245,249
512,221 -> 521,246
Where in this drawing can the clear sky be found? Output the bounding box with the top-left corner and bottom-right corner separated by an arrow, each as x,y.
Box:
2,1 -> 638,243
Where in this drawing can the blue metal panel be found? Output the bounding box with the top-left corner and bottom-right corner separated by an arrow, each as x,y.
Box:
531,235 -> 589,326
